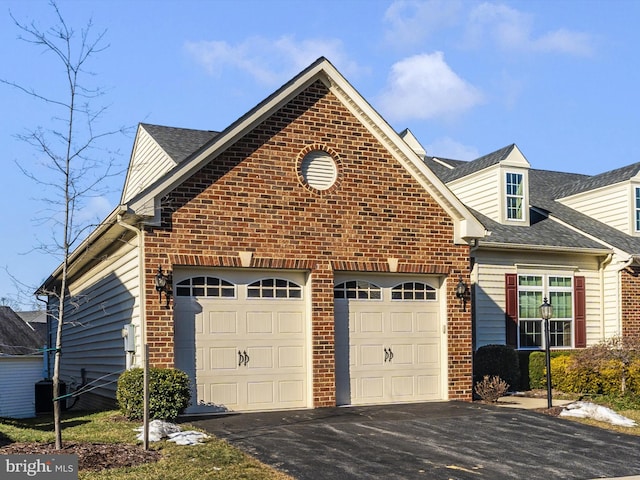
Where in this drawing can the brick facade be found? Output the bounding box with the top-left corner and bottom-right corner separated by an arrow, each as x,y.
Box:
143,80 -> 473,405
621,267 -> 640,339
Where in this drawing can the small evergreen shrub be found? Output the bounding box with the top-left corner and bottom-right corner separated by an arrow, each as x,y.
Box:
474,375 -> 509,403
117,367 -> 191,421
474,344 -> 520,390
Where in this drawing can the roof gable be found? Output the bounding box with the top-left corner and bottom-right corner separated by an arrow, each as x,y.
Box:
554,162 -> 640,199
125,57 -> 485,243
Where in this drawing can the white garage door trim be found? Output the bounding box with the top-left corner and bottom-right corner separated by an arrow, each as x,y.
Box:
174,268 -> 311,413
334,274 -> 447,406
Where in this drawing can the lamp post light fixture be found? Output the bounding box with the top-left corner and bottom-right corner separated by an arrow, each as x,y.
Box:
154,266 -> 172,309
539,297 -> 554,409
455,276 -> 468,311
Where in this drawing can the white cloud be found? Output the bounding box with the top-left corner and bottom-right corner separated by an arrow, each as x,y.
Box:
184,36 -> 362,86
376,53 -> 484,121
466,2 -> 593,56
75,196 -> 113,225
383,0 -> 462,47
427,137 -> 479,160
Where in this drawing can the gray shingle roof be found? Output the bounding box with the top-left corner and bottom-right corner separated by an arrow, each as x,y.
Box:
0,306 -> 44,355
141,123 -> 219,164
426,144 -> 515,183
552,162 -> 640,199
424,146 -> 640,255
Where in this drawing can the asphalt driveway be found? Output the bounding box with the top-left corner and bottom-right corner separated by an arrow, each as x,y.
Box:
183,401 -> 640,480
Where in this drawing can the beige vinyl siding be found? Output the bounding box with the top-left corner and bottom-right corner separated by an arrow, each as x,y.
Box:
448,166 -> 500,221
0,356 -> 43,418
121,126 -> 177,203
474,249 -> 602,349
51,237 -> 140,409
602,266 -> 620,339
559,183 -> 631,234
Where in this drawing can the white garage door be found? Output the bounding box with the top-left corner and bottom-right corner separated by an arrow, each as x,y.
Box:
334,275 -> 444,406
174,269 -> 308,413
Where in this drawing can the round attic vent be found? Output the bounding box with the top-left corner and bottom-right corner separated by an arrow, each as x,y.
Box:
300,150 -> 338,191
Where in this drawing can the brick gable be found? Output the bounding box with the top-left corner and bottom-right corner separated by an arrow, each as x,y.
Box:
143,80 -> 473,404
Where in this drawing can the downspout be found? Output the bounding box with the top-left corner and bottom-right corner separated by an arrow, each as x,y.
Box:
116,215 -> 147,368
598,253 -> 613,341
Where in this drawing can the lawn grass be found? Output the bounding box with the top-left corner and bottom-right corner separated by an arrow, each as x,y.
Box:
0,411 -> 292,480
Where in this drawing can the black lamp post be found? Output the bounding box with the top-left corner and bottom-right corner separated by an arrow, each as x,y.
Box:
539,297 -> 554,409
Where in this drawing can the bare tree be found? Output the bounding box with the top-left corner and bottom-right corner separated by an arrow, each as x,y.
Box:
2,2 -> 124,448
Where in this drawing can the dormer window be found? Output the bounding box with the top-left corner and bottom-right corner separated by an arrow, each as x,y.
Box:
506,172 -> 524,221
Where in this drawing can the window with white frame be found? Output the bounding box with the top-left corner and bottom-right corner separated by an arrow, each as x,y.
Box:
505,172 -> 524,220
635,186 -> 640,232
518,275 -> 573,349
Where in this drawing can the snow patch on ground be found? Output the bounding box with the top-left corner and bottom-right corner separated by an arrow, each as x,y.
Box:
560,402 -> 637,427
134,419 -> 210,445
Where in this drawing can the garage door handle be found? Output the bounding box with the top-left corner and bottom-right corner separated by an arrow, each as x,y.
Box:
384,348 -> 389,363
238,350 -> 249,367
388,348 -> 394,362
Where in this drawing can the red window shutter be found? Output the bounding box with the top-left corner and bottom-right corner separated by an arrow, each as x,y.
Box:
574,276 -> 586,348
505,273 -> 518,347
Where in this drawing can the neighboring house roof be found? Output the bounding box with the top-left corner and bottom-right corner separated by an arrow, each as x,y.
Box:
552,162 -> 640,199
425,146 -> 640,255
0,306 -> 44,355
17,310 -> 48,342
426,144 -> 516,183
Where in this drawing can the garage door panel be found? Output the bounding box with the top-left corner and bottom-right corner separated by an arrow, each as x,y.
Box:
210,383 -> 239,407
278,312 -> 304,333
278,345 -> 305,368
417,311 -> 439,333
417,375 -> 440,397
209,311 -> 238,334
210,347 -> 239,370
247,381 -> 274,405
245,346 -> 273,369
359,312 -> 383,334
389,344 -> 413,365
417,343 -> 439,365
391,376 -> 415,397
360,376 -> 384,399
279,379 -> 305,403
389,312 -> 413,332
360,345 -> 384,366
246,312 -> 273,334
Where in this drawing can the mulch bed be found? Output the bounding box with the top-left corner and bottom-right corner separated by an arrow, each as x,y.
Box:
0,442 -> 161,471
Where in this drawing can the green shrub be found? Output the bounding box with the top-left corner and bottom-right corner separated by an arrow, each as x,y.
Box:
474,345 -> 519,390
528,351 -> 574,389
117,367 -> 191,421
552,355 -> 601,394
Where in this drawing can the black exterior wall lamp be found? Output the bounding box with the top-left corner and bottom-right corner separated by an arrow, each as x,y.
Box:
455,276 -> 468,311
539,297 -> 554,409
154,266 -> 172,309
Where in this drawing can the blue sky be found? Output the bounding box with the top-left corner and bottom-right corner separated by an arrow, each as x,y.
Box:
1,0 -> 639,308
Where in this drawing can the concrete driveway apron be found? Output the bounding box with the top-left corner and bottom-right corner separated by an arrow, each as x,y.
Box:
183,401 -> 640,480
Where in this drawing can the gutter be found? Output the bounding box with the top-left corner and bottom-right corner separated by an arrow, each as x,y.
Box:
477,241 -> 612,256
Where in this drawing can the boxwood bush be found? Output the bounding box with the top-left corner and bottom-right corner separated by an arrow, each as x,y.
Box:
117,367 -> 191,421
473,344 -> 520,391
